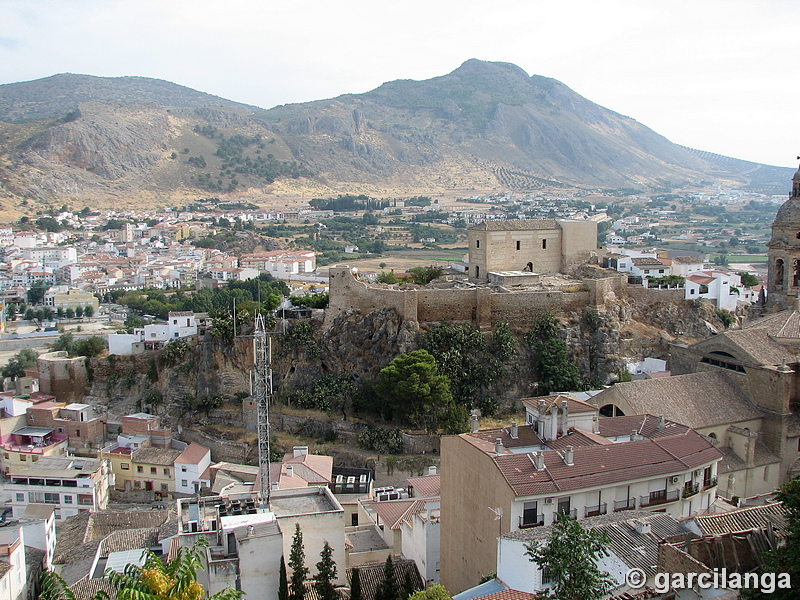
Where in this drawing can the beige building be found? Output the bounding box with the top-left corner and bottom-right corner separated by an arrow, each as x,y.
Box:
440,400 -> 721,594
467,218 -> 597,281
43,288 -> 99,311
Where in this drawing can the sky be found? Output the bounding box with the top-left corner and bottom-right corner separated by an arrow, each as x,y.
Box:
0,0 -> 798,168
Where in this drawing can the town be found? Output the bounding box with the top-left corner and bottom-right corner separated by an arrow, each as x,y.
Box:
0,168 -> 793,600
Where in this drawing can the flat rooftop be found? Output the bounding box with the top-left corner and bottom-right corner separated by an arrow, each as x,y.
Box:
346,527 -> 390,553
270,490 -> 340,517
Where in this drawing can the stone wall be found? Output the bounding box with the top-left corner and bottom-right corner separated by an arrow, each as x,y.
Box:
327,267 -> 655,330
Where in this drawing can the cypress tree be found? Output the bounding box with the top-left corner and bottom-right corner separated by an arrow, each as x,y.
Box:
374,556 -> 399,600
313,541 -> 337,600
278,555 -> 289,600
350,567 -> 362,600
288,524 -> 309,600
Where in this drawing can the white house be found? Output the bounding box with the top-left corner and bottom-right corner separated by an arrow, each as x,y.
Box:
174,442 -> 212,494
684,270 -> 750,311
108,311 -> 203,354
0,524 -> 28,600
7,456 -> 112,521
496,511 -> 682,595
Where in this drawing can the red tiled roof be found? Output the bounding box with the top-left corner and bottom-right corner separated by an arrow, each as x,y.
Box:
406,474 -> 441,498
175,442 -> 210,465
465,424 -> 543,453
473,590 -> 538,600
599,414 -> 691,440
492,429 -> 722,497
522,394 -> 597,414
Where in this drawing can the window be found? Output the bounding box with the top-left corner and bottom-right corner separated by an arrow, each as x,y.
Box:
690,289 -> 695,294
516,240 -> 521,250
2,454 -> 7,460
181,480 -> 188,487
63,495 -> 73,504
181,465 -> 187,472
160,484 -> 168,492
121,463 -> 130,470
542,239 -> 547,249
76,429 -> 80,437
476,239 -> 480,249
521,501 -> 540,526
557,497 -> 571,516
20,455 -> 26,462
150,467 -> 157,475
57,427 -> 64,433
352,513 -> 359,526
163,468 -> 170,476
134,481 -> 141,488
15,493 -> 23,502
475,266 -> 480,278
44,492 -> 59,504
32,456 -> 38,462
137,466 -> 143,473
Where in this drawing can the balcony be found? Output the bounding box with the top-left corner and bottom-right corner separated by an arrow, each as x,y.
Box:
703,477 -> 718,491
556,508 -> 577,520
613,498 -> 636,512
584,503 -> 608,518
518,514 -> 545,529
640,490 -> 679,508
683,483 -> 700,499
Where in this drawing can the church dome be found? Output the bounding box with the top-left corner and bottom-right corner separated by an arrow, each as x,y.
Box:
773,165 -> 800,225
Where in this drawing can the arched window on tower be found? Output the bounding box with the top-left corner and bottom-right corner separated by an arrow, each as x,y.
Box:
794,260 -> 800,287
776,259 -> 784,287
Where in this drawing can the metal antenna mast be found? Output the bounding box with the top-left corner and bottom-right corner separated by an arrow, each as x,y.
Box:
252,312 -> 273,506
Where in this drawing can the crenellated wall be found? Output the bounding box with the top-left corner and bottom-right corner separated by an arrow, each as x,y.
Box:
326,267 -> 642,329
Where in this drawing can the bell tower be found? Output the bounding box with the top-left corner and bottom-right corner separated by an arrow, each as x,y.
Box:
767,163 -> 800,309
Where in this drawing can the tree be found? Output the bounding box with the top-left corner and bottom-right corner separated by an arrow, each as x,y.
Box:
350,567 -> 362,600
738,272 -> 760,288
407,585 -> 452,600
2,349 -> 38,379
375,350 -> 455,432
40,540 -> 240,600
65,307 -> 75,319
84,305 -> 94,318
74,336 -> 107,358
524,315 -> 583,395
279,556 -> 289,600
5,303 -> 16,321
313,541 -> 337,600
52,332 -> 75,353
75,306 -> 84,318
492,321 -> 516,362
288,524 -> 309,600
742,478 -> 799,599
24,308 -> 34,321
56,307 -> 64,318
374,555 -> 399,600
525,514 -> 614,600
27,281 -> 49,305
408,266 -> 443,285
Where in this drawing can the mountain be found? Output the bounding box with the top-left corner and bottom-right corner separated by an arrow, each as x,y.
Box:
0,61 -> 791,209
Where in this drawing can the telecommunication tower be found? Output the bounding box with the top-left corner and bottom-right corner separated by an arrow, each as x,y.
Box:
252,312 -> 273,506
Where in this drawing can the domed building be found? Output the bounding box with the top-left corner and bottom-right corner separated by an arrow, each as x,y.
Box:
767,164 -> 800,308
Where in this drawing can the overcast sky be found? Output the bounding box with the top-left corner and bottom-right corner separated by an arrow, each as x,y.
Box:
1,0 -> 797,169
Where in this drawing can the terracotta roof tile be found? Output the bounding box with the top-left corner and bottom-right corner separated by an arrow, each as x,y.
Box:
521,394 -> 597,414
590,372 -> 761,429
693,503 -> 788,536
175,442 -> 209,465
406,474 -> 441,498
491,429 -> 721,497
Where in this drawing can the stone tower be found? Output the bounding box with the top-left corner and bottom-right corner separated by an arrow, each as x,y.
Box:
767,164 -> 800,309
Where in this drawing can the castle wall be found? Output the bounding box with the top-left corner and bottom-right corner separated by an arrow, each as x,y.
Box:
557,219 -> 598,271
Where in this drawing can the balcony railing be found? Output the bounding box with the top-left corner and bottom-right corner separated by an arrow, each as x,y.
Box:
518,514 -> 545,529
585,503 -> 608,518
683,483 -> 700,498
703,477 -> 718,491
556,508 -> 577,520
640,490 -> 679,508
613,498 -> 636,512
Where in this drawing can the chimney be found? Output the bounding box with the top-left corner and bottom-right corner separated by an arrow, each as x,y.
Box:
564,446 -> 574,466
534,451 -> 545,471
560,399 -> 569,434
470,414 -> 479,433
537,418 -> 545,439
428,465 -> 437,476
495,438 -> 504,455
510,422 -> 519,439
657,415 -> 665,430
538,399 -> 546,417
634,520 -> 651,535
271,481 -> 279,490
285,465 -> 294,478
630,430 -> 638,441
293,446 -> 308,458
549,405 -> 559,440
592,414 -> 600,434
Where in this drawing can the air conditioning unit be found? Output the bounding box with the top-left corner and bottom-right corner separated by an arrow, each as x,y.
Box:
544,497 -> 554,505
671,476 -> 681,485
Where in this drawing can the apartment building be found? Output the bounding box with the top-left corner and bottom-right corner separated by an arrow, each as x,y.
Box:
440,395 -> 723,593
7,456 -> 113,521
